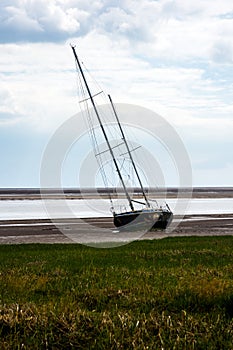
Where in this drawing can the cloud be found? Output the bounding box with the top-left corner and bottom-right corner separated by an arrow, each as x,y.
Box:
0,87 -> 16,111
0,0 -> 232,66
0,0 -> 83,43
0,1 -> 232,186
212,40 -> 233,63
0,35 -> 232,133
0,112 -> 26,126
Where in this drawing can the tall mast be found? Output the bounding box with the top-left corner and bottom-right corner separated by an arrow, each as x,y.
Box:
108,95 -> 150,208
71,45 -> 134,212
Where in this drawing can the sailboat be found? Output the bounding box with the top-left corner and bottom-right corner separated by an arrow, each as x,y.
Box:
71,45 -> 173,230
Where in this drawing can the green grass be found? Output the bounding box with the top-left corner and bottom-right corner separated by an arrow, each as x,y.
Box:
0,236 -> 233,349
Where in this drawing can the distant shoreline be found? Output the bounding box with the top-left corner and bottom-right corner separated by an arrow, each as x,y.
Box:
0,187 -> 233,200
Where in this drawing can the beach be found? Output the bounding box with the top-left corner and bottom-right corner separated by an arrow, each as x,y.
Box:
0,187 -> 232,244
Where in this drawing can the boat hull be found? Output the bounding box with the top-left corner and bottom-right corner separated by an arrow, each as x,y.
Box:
113,209 -> 173,230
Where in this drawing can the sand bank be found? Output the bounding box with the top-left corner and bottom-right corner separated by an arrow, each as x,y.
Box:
0,214 -> 232,244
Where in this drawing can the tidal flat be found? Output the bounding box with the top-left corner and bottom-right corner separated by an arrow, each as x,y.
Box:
0,236 -> 233,349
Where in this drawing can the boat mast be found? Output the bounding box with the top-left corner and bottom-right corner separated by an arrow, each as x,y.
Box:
71,45 -> 134,212
108,95 -> 150,208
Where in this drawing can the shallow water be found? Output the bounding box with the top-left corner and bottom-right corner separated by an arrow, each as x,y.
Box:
0,197 -> 233,221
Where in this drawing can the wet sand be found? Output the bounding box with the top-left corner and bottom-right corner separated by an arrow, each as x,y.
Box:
1,188 -> 232,244
0,214 -> 233,244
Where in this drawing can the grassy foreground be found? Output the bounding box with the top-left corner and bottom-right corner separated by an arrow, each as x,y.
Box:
0,236 -> 233,349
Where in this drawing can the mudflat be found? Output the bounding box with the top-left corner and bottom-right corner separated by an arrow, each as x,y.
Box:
0,214 -> 233,244
0,187 -> 232,244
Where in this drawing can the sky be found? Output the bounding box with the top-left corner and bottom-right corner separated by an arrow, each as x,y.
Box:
0,0 -> 233,188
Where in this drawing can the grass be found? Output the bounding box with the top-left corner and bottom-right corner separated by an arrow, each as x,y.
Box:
0,236 -> 233,349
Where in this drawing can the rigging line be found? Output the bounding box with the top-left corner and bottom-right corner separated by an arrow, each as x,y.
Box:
131,199 -> 147,206
119,145 -> 142,157
80,61 -> 125,143
119,158 -> 125,174
127,127 -> 159,192
77,64 -> 99,156
76,63 -> 110,163
148,198 -> 159,207
77,67 -> 97,160
80,61 -> 113,119
80,63 -> 119,127
86,108 -> 112,198
88,126 -> 114,203
85,109 -> 109,182
84,125 -> 114,207
72,46 -> 134,212
77,66 -> 96,145
118,159 -> 133,188
108,94 -> 150,208
81,61 -> 104,91
95,141 -> 125,157
87,121 -> 113,204
79,86 -> 99,163
98,161 -> 115,187
75,62 -> 113,205
79,91 -> 103,103
96,149 -> 118,203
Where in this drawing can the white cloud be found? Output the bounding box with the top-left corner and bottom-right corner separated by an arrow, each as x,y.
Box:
0,32 -> 232,132
0,0 -> 232,66
0,43 -> 78,130
4,5 -> 43,32
212,40 -> 233,63
0,86 -> 17,113
0,0 -> 232,186
0,0 -> 83,42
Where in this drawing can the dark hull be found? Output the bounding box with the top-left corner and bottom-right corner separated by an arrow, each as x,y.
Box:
114,209 -> 173,230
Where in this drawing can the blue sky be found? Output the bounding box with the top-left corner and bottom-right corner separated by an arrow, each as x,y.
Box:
0,0 -> 233,188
